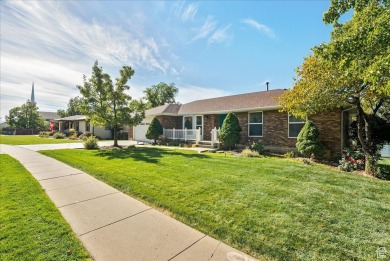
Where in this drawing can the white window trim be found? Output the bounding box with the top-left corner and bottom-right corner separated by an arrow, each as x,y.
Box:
248,111 -> 263,137
288,113 -> 305,138
183,115 -> 204,137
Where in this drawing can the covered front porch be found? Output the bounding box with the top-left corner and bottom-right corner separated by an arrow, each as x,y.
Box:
163,127 -> 220,146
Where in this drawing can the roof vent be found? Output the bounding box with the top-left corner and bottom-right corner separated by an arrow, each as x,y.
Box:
266,82 -> 269,91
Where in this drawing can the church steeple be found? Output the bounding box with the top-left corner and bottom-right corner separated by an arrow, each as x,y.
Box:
31,82 -> 36,104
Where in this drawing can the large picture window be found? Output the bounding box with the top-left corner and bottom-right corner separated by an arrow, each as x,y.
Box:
288,114 -> 305,138
248,112 -> 263,137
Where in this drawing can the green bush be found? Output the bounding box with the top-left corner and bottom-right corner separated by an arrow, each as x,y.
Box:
80,131 -> 93,140
241,148 -> 260,157
146,117 -> 163,144
339,147 -> 366,172
284,151 -> 296,158
296,120 -> 324,158
83,136 -> 99,150
53,132 -> 66,139
248,140 -> 264,154
219,112 -> 242,150
39,131 -> 49,138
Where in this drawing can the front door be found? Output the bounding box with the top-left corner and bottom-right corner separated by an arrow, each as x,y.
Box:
196,115 -> 203,138
219,114 -> 227,128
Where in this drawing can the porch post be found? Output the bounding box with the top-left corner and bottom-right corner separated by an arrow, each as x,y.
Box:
173,128 -> 175,140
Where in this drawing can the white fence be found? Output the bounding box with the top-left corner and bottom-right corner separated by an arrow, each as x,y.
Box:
163,128 -> 201,143
211,127 -> 220,147
163,127 -> 220,146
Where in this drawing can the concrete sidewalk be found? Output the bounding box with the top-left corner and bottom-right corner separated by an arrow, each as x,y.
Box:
0,144 -> 257,261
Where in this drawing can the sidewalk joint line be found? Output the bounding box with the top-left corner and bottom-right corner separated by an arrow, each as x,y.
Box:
167,235 -> 207,261
43,181 -> 94,191
29,167 -> 79,175
208,241 -> 221,261
58,192 -> 120,208
38,172 -> 84,181
78,208 -> 153,237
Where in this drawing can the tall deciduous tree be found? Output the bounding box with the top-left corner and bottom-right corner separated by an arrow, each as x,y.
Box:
78,61 -> 145,147
6,101 -> 46,130
57,96 -> 85,117
144,82 -> 178,108
279,1 -> 390,176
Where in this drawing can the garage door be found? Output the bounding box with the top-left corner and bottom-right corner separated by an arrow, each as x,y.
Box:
134,123 -> 153,142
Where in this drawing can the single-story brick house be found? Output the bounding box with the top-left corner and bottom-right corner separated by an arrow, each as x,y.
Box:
129,89 -> 353,157
54,115 -> 112,139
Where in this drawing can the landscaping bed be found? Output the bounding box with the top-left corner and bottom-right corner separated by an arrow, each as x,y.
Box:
40,147 -> 390,260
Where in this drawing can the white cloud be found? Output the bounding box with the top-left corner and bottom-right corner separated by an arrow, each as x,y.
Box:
192,16 -> 218,41
181,3 -> 198,21
241,18 -> 275,38
208,24 -> 233,44
176,85 -> 232,104
0,1 -> 174,120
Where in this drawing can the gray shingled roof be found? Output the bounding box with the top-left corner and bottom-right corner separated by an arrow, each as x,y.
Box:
145,104 -> 181,116
54,115 -> 86,121
39,111 -> 59,120
146,89 -> 285,116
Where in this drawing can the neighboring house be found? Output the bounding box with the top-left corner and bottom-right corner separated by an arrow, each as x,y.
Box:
54,115 -> 112,139
39,111 -> 59,121
130,89 -> 353,157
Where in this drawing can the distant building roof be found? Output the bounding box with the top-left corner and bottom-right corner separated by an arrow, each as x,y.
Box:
145,104 -> 181,116
145,89 -> 286,116
39,111 -> 59,120
54,115 -> 86,121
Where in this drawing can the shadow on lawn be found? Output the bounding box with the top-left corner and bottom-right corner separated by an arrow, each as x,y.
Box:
96,146 -> 210,164
378,162 -> 390,180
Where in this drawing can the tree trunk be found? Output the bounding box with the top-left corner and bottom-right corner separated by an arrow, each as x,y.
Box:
365,153 -> 377,176
113,126 -> 118,147
356,101 -> 378,176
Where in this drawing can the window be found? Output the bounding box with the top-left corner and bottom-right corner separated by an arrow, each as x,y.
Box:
248,112 -> 263,137
288,114 -> 305,138
184,116 -> 192,129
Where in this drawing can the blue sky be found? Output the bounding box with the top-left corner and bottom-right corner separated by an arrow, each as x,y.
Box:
0,0 -> 334,121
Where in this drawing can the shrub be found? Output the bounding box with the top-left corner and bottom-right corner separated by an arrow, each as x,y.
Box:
284,151 -> 296,158
241,148 -> 260,157
68,135 -> 79,140
39,131 -> 49,138
53,132 -> 66,139
296,120 -> 324,158
158,135 -> 169,145
84,136 -> 99,150
80,131 -> 93,140
248,140 -> 264,154
68,128 -> 77,137
219,112 -> 242,150
339,147 -> 366,172
146,118 -> 163,144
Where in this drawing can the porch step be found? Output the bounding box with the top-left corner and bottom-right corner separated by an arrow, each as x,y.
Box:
197,140 -> 215,149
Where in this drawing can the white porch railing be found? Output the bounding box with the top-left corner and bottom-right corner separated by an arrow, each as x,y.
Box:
211,127 -> 220,147
163,128 -> 201,144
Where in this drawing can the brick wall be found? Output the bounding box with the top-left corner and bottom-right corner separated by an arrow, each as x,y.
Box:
156,116 -> 182,129
203,114 -> 219,140
310,110 -> 342,157
233,110 -> 342,157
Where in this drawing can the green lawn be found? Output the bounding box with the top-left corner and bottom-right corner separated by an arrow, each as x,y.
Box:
41,147 -> 390,260
0,135 -> 82,145
0,154 -> 90,260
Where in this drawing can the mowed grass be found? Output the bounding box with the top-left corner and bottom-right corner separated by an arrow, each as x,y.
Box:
41,147 -> 390,260
0,154 -> 90,260
0,135 -> 82,145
